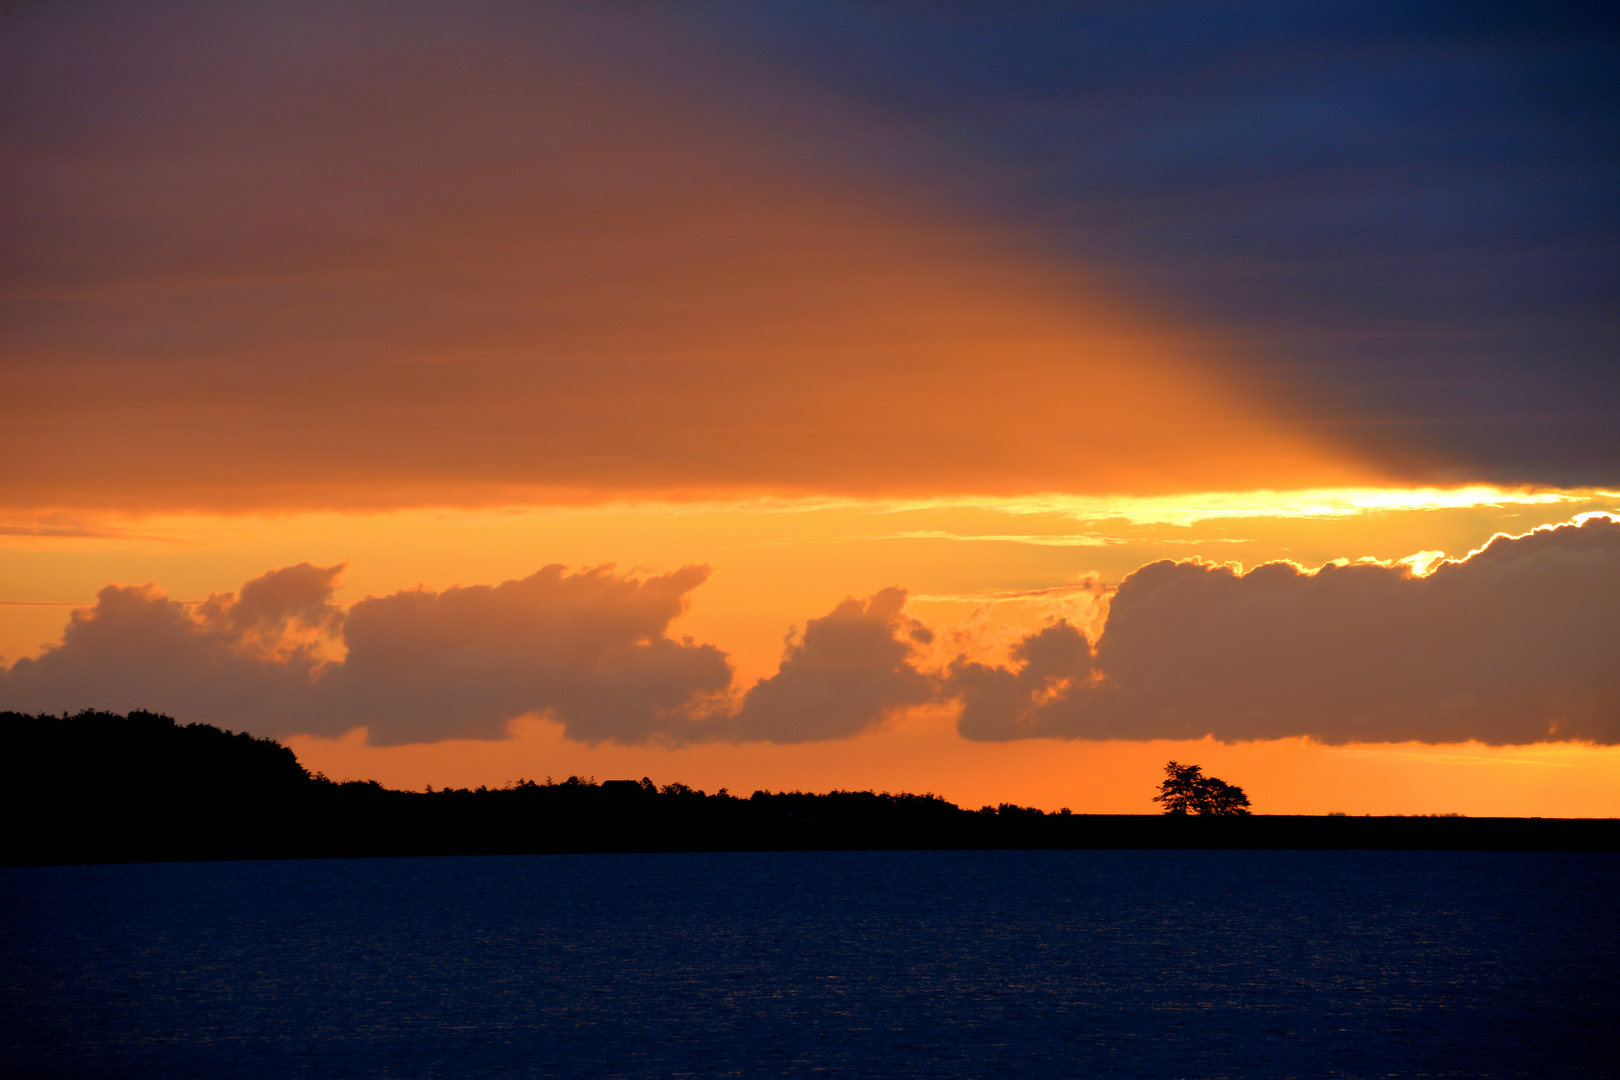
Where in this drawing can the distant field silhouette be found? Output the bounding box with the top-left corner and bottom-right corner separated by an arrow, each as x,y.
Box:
3,711 -> 1614,865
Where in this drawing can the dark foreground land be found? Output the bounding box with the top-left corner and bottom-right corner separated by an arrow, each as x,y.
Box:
5,711 -> 1615,865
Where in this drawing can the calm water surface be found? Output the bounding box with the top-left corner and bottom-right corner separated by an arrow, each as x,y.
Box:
1,850 -> 1614,1078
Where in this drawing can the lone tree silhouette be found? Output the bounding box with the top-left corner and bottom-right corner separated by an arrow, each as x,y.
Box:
1153,761 -> 1251,816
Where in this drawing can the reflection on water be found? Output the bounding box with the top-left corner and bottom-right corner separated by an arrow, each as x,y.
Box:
2,850 -> 1614,1078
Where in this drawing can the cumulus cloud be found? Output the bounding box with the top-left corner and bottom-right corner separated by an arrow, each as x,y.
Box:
13,516 -> 1614,748
950,621 -> 1092,741
949,515 -> 1620,745
195,562 -> 346,652
0,563 -> 930,747
315,565 -> 733,745
0,567 -> 336,732
726,587 -> 936,742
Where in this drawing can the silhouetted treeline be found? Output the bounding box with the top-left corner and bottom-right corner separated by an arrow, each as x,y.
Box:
3,711 -> 1615,866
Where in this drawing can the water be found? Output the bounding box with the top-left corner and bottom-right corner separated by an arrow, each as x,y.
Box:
2,850 -> 1614,1078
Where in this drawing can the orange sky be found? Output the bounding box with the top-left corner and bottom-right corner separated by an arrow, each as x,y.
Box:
2,5 -> 1616,817
5,495 -> 1617,815
289,718 -> 1620,820
2,5 -> 1370,514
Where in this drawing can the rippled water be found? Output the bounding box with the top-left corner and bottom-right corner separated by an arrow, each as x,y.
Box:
2,850 -> 1614,1078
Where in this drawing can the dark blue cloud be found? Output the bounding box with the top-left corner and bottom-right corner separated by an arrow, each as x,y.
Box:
683,1 -> 1620,484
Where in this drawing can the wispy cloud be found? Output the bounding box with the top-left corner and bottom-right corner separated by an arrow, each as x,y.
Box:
876,530 -> 1121,547
910,583 -> 1112,605
892,486 -> 1590,527
877,530 -> 1256,547
497,486 -> 1595,529
0,522 -> 174,541
0,601 -> 92,607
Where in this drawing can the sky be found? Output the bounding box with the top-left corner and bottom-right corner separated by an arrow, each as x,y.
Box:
3,1 -> 1618,815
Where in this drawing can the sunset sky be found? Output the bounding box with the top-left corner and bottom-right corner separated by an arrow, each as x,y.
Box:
3,2 -> 1617,815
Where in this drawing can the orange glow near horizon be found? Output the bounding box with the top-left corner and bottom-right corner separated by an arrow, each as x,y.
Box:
285,713 -> 1620,819
4,488 -> 1613,680
4,490 -> 1617,818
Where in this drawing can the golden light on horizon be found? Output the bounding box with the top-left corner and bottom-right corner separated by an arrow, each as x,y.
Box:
4,492 -> 1617,816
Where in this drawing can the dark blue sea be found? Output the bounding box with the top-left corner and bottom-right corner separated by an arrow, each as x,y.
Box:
2,850 -> 1614,1078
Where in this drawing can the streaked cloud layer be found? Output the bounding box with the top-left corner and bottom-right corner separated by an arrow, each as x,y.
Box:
1,2 -> 1376,514
5,4 -> 1610,504
704,3 -> 1619,485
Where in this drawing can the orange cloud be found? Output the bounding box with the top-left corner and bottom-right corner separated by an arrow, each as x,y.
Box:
320,566 -> 731,745
951,621 -> 1095,741
0,572 -> 330,734
727,588 -> 936,743
8,516 -> 1617,748
0,562 -> 931,747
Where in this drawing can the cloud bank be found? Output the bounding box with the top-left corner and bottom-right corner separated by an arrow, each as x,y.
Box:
5,517 -> 1616,746
0,564 -> 924,746
951,515 -> 1620,745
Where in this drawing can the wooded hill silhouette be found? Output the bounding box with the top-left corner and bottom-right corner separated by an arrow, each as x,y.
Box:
2,711 -> 1612,865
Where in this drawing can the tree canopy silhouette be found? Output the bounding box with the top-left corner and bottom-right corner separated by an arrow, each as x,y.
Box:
8,712 -> 1613,864
1153,761 -> 1251,816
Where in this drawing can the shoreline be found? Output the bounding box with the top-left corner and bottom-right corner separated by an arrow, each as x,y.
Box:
9,814 -> 1618,867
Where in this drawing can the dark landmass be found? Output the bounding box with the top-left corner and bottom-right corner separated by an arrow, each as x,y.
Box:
4,711 -> 1615,866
